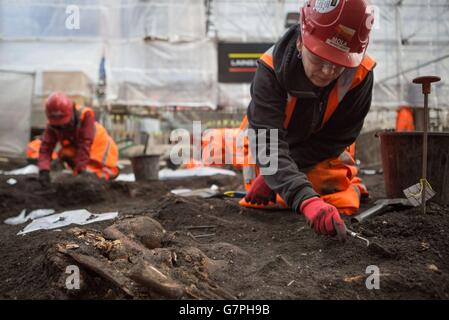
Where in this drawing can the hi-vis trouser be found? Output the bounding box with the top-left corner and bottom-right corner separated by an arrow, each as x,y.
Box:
237,122 -> 368,215
59,106 -> 119,180
237,47 -> 375,215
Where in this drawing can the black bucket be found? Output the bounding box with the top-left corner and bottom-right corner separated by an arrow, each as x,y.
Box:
378,131 -> 449,205
130,155 -> 160,181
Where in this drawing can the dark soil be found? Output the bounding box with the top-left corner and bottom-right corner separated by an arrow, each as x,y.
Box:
0,166 -> 448,299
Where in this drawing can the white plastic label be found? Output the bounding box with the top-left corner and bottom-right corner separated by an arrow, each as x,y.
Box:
403,181 -> 436,207
325,36 -> 350,52
314,0 -> 340,13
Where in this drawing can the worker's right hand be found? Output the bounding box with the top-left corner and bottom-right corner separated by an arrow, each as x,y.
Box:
299,197 -> 347,241
38,170 -> 51,188
244,175 -> 275,205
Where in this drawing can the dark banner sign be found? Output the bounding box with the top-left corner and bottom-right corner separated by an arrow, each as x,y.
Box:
218,42 -> 274,83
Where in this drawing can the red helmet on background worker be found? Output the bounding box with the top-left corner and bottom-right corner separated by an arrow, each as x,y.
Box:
45,92 -> 74,126
300,0 -> 374,68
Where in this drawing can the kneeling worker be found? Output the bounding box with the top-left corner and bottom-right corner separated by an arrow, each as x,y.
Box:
38,92 -> 119,186
241,0 -> 376,241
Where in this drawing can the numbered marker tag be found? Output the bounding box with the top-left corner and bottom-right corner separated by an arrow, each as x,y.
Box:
403,180 -> 436,207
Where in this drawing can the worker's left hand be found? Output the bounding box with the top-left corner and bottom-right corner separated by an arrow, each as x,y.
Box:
244,175 -> 276,205
299,197 -> 347,242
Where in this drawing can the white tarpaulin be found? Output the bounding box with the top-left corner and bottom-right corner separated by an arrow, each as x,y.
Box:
4,209 -> 55,225
0,71 -> 34,156
106,39 -> 218,108
115,167 -> 236,182
368,0 -> 449,110
108,0 -> 207,41
17,209 -> 118,235
0,0 -> 205,41
218,83 -> 251,109
0,0 -> 212,108
212,0 -> 292,42
159,167 -> 236,179
0,1 -> 104,99
0,164 -> 39,175
0,41 -> 103,98
1,0 -> 448,114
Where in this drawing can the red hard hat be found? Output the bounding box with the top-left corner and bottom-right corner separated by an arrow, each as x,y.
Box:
300,0 -> 374,68
45,92 -> 73,126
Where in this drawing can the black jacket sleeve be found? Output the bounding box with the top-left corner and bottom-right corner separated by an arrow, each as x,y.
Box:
247,61 -> 319,211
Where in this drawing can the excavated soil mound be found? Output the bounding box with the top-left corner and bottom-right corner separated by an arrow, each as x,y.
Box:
0,169 -> 448,299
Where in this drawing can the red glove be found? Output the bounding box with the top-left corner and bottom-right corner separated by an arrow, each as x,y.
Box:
300,197 -> 347,241
244,175 -> 275,205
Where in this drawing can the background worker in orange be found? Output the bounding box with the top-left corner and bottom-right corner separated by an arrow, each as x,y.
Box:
38,92 -> 119,186
396,106 -> 415,131
242,0 -> 376,241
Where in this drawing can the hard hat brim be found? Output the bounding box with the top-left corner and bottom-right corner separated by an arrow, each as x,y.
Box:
48,114 -> 72,126
303,34 -> 366,68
